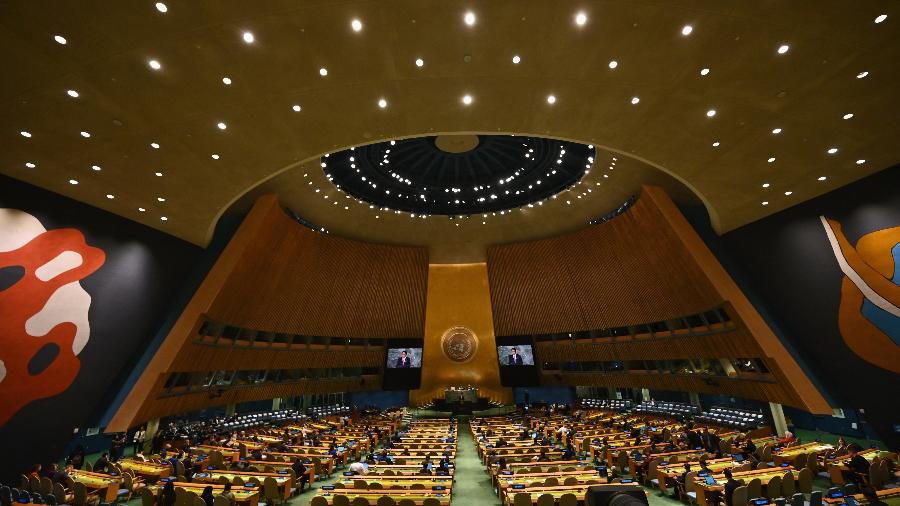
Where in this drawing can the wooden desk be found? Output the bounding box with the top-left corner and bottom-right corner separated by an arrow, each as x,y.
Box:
824,449 -> 888,485
314,489 -> 451,505
241,460 -> 318,484
68,469 -> 122,502
333,476 -> 452,490
148,481 -> 259,506
502,483 -> 645,506
191,470 -> 292,499
823,487 -> 900,505
694,467 -> 800,506
118,459 -> 171,480
773,443 -> 834,465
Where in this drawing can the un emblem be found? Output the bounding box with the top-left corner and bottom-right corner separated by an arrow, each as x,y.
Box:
441,326 -> 478,363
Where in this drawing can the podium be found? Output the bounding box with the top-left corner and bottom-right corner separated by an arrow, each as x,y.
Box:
444,387 -> 478,403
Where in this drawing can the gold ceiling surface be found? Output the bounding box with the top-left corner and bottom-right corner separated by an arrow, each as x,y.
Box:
1,1 -> 898,249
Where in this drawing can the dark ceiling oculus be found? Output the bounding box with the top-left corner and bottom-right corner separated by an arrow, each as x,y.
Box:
322,135 -> 594,215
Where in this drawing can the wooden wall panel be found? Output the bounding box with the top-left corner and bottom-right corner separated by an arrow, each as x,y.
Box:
209,201 -> 428,338
487,191 -> 722,335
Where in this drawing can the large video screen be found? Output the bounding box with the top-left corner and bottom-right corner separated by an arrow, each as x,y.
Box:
386,347 -> 423,368
497,345 -> 535,366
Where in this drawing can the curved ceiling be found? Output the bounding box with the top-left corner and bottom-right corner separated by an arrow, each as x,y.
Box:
325,135 -> 593,215
1,1 -> 898,248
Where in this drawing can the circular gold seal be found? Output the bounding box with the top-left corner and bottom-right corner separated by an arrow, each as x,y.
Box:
440,326 -> 478,363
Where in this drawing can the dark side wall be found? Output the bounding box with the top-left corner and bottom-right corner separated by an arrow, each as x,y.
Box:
0,174 -> 202,481
718,167 -> 900,449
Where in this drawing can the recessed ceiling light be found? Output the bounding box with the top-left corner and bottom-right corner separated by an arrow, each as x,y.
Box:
772,128 -> 782,134
155,2 -> 167,13
608,60 -> 618,69
67,89 -> 79,98
827,147 -> 838,154
160,216 -> 168,221
856,71 -> 868,79
242,31 -> 254,44
856,159 -> 866,165
351,19 -> 363,32
150,142 -> 160,149
80,131 -> 91,138
68,179 -> 78,185
700,67 -> 710,76
148,59 -> 161,70
712,141 -> 720,147
54,35 -> 67,45
292,104 -> 301,112
762,183 -> 770,188
762,201 -> 769,206
575,11 -> 587,26
512,55 -> 521,64
462,94 -> 473,105
784,191 -> 793,196
546,95 -> 556,104
842,113 -> 854,120
681,25 -> 693,36
378,98 -> 388,109
631,97 -> 640,105
157,197 -> 166,202
138,207 -> 146,212
777,44 -> 790,54
20,131 -> 31,138
222,77 -> 232,85
319,67 -> 328,76
91,165 -> 101,171
818,176 -> 827,181
706,109 -> 717,117
415,58 -> 424,67
464,11 -> 476,26
874,14 -> 887,24
155,172 -> 163,177
211,154 -> 220,160
217,122 -> 227,130
25,162 -> 35,168
767,157 -> 776,163
106,194 -> 115,199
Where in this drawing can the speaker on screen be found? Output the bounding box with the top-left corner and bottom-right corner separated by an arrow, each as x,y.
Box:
585,485 -> 649,506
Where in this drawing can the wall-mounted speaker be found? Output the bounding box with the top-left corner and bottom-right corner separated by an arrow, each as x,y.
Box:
585,485 -> 650,506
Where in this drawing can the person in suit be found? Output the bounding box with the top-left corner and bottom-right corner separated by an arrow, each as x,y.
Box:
723,469 -> 742,506
508,347 -> 523,365
395,350 -> 412,368
844,445 -> 870,483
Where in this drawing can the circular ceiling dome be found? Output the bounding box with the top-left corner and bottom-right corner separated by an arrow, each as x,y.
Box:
323,135 -> 594,215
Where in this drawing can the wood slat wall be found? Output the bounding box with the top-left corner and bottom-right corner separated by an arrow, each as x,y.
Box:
208,202 -> 428,338
169,344 -> 385,372
486,192 -> 722,335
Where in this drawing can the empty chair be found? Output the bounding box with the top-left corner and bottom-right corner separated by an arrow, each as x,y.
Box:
808,491 -> 823,506
747,478 -> 762,499
766,474 -> 782,500
332,495 -> 351,506
138,488 -> 155,506
45,493 -> 58,506
732,486 -> 749,506
382,470 -> 394,476
193,495 -> 205,506
421,499 -> 440,506
39,478 -> 52,497
216,477 -> 229,486
213,497 -> 229,506
117,473 -> 134,502
231,477 -> 244,486
263,477 -> 281,506
29,476 -> 41,495
350,498 -> 370,506
514,493 -> 533,506
563,476 -> 579,485
409,483 -> 425,490
310,498 -> 328,506
774,498 -> 786,506
353,480 -> 367,489
396,500 -> 415,506
52,483 -> 70,504
797,468 -> 812,494
537,494 -> 555,506
376,497 -> 396,506
546,467 -> 559,473
793,453 -> 807,470
790,493 -> 804,506
543,477 -> 559,486
868,462 -> 883,489
684,472 -> 698,504
20,476 -> 30,492
559,494 -> 578,506
781,471 -> 796,497
842,483 -> 858,496
368,482 -> 383,490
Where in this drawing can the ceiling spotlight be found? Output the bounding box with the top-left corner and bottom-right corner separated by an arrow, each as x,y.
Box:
155,2 -> 167,13
150,142 -> 160,149
772,128 -> 782,134
319,67 -> 328,76
292,104 -> 302,112
777,44 -> 790,54
784,191 -> 793,196
512,55 -> 521,64
712,141 -> 720,147
80,131 -> 91,138
762,201 -> 769,206
827,147 -> 838,154
25,162 -> 35,168
856,71 -> 868,79
415,58 -> 424,67
67,89 -> 79,98
106,194 -> 115,199
69,179 -> 78,185
351,19 -> 363,32
874,14 -> 887,24
54,35 -> 67,45
818,176 -> 827,181
155,172 -> 163,177
631,96 -> 640,105
157,197 -> 166,202
700,67 -> 710,76
681,25 -> 693,36
211,154 -> 220,160
148,59 -> 161,70
575,11 -> 587,26
222,77 -> 232,85
92,165 -> 101,171
242,31 -> 254,44
767,157 -> 776,163
217,122 -> 227,130
762,183 -> 770,188
608,60 -> 618,69
546,95 -> 556,104
20,131 -> 32,138
842,113 -> 854,120
706,109 -> 717,117
138,207 -> 146,212
856,159 -> 866,165
462,94 -> 473,105
378,98 -> 388,108
464,11 -> 476,26
160,216 -> 168,221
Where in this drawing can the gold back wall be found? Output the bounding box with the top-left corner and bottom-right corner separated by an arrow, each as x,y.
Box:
411,263 -> 512,406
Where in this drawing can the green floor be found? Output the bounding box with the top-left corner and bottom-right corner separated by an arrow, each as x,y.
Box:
81,421 -> 851,506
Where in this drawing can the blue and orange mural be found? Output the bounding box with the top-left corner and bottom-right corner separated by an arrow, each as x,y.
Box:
821,217 -> 900,374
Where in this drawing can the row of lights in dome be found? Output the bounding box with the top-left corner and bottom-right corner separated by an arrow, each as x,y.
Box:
59,177 -> 169,220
